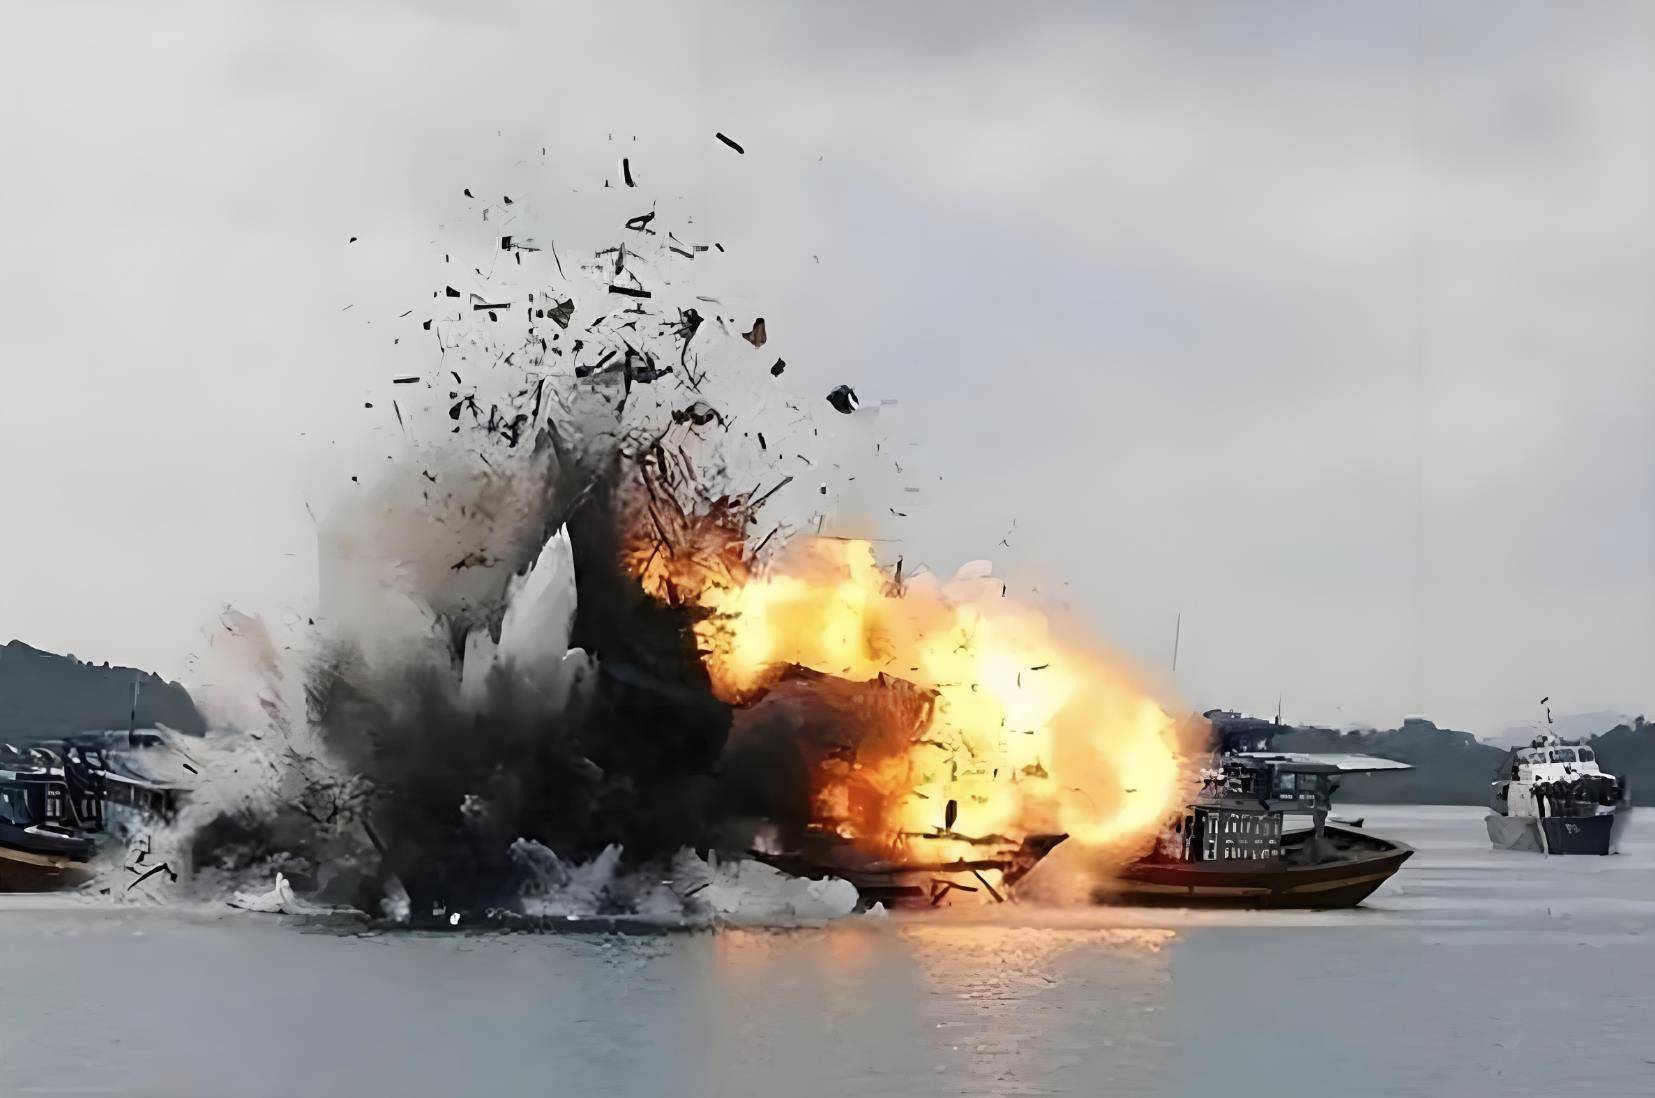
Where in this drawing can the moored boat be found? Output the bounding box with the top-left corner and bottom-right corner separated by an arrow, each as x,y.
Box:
0,744 -> 101,889
1487,733 -> 1631,855
1096,752 -> 1413,909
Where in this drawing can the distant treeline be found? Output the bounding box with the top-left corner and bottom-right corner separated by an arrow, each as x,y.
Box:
1212,713 -> 1655,806
0,640 -> 205,741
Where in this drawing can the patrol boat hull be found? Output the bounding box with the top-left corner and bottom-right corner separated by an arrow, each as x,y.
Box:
1486,804 -> 1632,855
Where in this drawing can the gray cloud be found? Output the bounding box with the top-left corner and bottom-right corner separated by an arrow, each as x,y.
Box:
1,0 -> 1650,736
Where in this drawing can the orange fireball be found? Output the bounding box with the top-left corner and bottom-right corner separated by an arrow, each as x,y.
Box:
634,520 -> 1189,863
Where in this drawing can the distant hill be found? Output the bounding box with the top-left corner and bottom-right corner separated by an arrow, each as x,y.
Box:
0,640 -> 205,741
1266,718 -> 1507,804
1207,710 -> 1655,806
1491,711 -> 1635,747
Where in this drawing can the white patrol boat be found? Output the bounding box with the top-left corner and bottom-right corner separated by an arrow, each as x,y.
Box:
1487,732 -> 1631,855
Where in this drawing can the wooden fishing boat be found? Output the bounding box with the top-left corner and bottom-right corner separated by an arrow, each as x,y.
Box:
1096,752 -> 1414,909
0,744 -> 101,889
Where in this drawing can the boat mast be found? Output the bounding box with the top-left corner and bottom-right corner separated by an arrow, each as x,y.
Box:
1170,612 -> 1181,681
128,671 -> 140,749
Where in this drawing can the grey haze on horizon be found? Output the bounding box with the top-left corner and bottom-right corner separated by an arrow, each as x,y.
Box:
1,1 -> 1651,738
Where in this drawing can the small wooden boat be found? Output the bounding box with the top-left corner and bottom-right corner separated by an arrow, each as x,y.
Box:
0,744 -> 101,890
1096,752 -> 1414,909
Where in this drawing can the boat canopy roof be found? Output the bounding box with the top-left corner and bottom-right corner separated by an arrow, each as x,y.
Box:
1231,752 -> 1412,774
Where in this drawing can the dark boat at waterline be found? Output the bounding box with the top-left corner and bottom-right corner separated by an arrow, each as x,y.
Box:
0,744 -> 102,889
1096,752 -> 1415,910
1101,824 -> 1412,908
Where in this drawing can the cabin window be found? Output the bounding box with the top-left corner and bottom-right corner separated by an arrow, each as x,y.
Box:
1579,749 -> 1595,763
0,787 -> 31,826
1549,749 -> 1577,764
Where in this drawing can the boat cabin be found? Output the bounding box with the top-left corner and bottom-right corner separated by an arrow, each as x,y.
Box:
1173,753 -> 1410,864
1507,741 -> 1603,783
0,745 -> 105,834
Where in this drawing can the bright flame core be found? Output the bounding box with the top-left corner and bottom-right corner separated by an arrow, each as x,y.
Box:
638,534 -> 1185,859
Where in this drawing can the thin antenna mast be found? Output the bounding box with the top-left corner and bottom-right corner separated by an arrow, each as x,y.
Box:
1170,612 -> 1182,679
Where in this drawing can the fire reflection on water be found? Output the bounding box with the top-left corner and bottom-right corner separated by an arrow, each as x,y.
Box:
700,922 -> 1175,1096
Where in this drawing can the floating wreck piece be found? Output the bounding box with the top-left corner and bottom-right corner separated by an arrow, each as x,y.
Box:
1097,752 -> 1414,909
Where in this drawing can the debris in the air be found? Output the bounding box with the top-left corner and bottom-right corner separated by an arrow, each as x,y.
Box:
445,286 -> 461,298
624,211 -> 656,233
622,158 -> 636,187
743,319 -> 767,348
770,359 -> 785,377
608,285 -> 652,299
715,132 -> 745,154
672,401 -> 723,428
392,376 -> 419,385
348,236 -> 357,244
826,385 -> 859,414
546,299 -> 574,329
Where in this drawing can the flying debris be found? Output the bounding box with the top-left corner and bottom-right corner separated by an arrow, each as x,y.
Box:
770,359 -> 786,377
715,132 -> 745,154
742,319 -> 767,348
673,401 -> 723,428
826,385 -> 859,414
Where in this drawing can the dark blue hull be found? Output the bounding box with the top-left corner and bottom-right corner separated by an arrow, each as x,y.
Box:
1486,805 -> 1632,855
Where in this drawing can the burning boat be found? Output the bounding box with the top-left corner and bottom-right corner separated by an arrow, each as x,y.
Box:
1487,734 -> 1631,855
1096,752 -> 1414,908
714,666 -> 1076,908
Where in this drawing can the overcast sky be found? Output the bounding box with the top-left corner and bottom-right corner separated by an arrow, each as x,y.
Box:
2,1 -> 1652,736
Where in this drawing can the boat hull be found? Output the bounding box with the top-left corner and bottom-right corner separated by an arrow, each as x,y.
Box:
1486,805 -> 1632,855
1099,827 -> 1414,909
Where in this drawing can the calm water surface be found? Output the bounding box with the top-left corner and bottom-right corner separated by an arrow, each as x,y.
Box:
3,806 -> 1651,1097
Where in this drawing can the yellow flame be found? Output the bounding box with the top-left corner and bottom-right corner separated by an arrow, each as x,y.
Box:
644,535 -> 1186,857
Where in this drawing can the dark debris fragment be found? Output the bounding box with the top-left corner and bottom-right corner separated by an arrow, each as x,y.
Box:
826,384 -> 860,414
770,358 -> 785,377
672,401 -> 723,428
715,132 -> 745,154
742,318 -> 767,348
